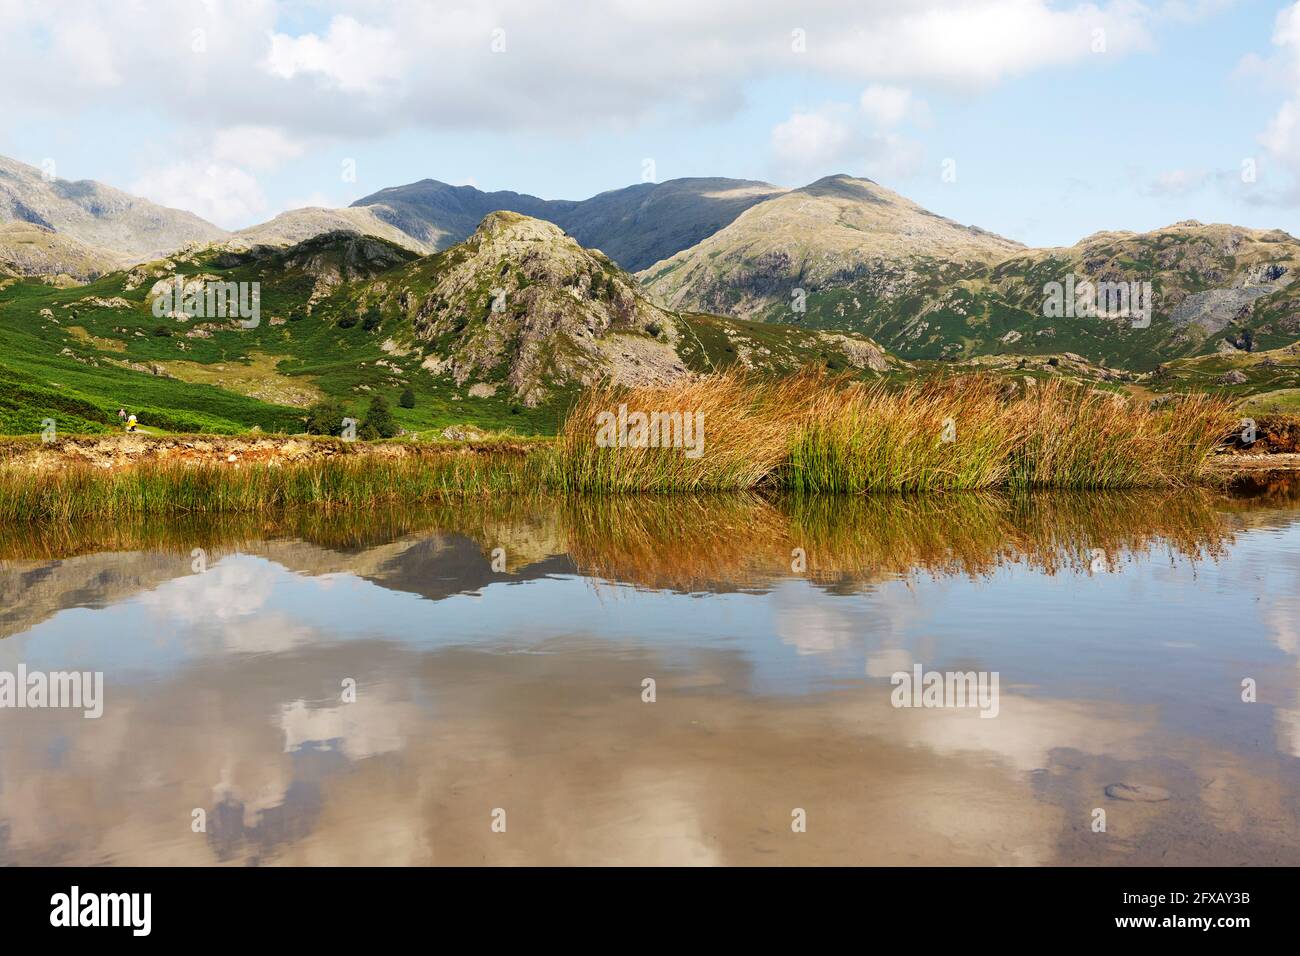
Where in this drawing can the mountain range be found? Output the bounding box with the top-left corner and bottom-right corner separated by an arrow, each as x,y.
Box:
2,154 -> 784,275
0,155 -> 226,268
3,150 -> 1300,430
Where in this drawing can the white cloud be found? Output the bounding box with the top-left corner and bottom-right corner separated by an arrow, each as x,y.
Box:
770,105 -> 925,182
1143,168 -> 1211,196
0,0 -> 1166,139
811,0 -> 1154,85
282,190 -> 348,210
771,109 -> 859,170
1253,5 -> 1300,161
1262,99 -> 1300,170
130,124 -> 312,227
771,81 -> 931,181
1156,0 -> 1237,22
131,161 -> 267,228
859,85 -> 921,128
52,19 -> 121,87
1246,3 -> 1300,202
213,126 -> 307,171
264,15 -> 406,94
0,0 -> 1213,225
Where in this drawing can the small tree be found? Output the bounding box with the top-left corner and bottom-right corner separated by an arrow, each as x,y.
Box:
360,395 -> 399,440
362,308 -> 382,332
399,387 -> 416,409
304,400 -> 348,435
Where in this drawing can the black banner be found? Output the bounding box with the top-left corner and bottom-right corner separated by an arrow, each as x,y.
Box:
0,866 -> 1285,940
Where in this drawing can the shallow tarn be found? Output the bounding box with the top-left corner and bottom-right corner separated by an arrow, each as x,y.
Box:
1,484 -> 1298,865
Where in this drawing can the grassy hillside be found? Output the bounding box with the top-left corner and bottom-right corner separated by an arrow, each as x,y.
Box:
740,222 -> 1300,372
1150,342 -> 1300,409
0,234 -> 564,436
0,225 -> 901,438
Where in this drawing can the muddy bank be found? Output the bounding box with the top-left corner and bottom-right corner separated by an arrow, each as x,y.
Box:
1209,452 -> 1300,473
4,433 -> 1299,478
0,433 -> 548,473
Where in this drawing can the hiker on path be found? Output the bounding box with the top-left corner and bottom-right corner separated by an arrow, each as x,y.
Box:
126,414 -> 138,433
118,407 -> 125,421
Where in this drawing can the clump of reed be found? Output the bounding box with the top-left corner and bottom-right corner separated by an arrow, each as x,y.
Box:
785,374 -> 1019,492
558,370 -> 1236,494
0,371 -> 1237,519
1007,382 -> 1231,489
552,374 -> 800,492
786,373 -> 1236,492
0,449 -> 553,521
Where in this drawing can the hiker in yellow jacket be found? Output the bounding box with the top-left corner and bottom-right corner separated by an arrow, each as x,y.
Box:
125,414 -> 138,433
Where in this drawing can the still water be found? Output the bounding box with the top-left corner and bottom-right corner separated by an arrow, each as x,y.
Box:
1,483 -> 1299,865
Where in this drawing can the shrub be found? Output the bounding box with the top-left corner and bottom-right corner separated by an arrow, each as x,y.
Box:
399,388 -> 416,409
304,400 -> 349,436
360,395 -> 399,440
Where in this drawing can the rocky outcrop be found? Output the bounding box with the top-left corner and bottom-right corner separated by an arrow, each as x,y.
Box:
405,212 -> 680,406
818,333 -> 890,372
1170,285 -> 1282,333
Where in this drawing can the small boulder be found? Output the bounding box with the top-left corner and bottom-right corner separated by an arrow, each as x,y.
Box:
1104,783 -> 1171,803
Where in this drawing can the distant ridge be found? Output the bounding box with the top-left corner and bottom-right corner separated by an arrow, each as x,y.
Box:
0,155 -> 227,262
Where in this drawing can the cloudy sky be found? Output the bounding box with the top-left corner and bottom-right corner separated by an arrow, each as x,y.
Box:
3,0 -> 1300,246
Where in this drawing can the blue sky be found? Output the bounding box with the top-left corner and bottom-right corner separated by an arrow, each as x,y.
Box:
3,1 -> 1300,247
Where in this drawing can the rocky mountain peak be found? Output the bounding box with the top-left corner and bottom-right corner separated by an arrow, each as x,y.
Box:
638,170 -> 1024,319
405,212 -> 681,406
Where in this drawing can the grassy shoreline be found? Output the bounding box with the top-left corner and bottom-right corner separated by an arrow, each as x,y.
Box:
0,372 -> 1238,519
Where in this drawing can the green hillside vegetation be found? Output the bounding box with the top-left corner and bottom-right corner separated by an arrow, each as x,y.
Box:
753,223 -> 1300,372
1151,342 -> 1300,405
0,224 -> 901,438
0,233 -> 565,436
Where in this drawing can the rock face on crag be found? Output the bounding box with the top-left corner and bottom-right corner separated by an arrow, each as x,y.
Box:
406,211 -> 688,407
